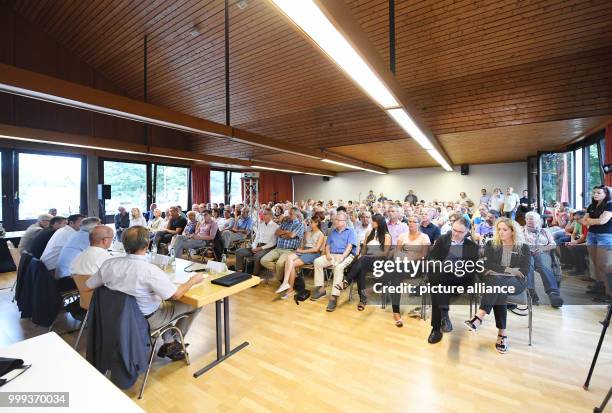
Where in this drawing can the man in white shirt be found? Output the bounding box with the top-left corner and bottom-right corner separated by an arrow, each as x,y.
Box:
40,214 -> 84,271
70,225 -> 114,276
234,208 -> 278,275
502,186 -> 521,219
353,212 -> 372,244
86,226 -> 204,361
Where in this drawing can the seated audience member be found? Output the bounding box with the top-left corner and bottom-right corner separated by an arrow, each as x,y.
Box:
235,208 -> 278,275
522,212 -> 563,307
260,207 -> 304,281
70,225 -> 114,275
420,211 -> 441,244
129,207 -> 147,227
19,214 -> 52,253
560,210 -> 588,275
472,204 -> 489,226
196,204 -> 206,222
29,216 -> 67,259
222,207 -> 253,249
311,211 -> 358,312
152,206 -> 187,251
184,211 -> 198,236
276,216 -> 324,298
143,203 -> 157,222
386,206 -> 408,245
85,226 -> 204,361
217,209 -> 233,231
464,218 -> 531,354
502,187 -> 520,219
385,215 -> 431,326
473,211 -> 497,244
56,217 -> 102,280
114,207 -> 130,240
41,214 -> 84,271
427,217 -> 479,344
173,210 -> 218,259
177,205 -> 187,219
148,208 -> 164,232
48,208 -> 58,217
336,214 -> 391,311
354,211 -> 372,244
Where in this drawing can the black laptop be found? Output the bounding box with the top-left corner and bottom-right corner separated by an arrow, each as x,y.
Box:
211,272 -> 252,287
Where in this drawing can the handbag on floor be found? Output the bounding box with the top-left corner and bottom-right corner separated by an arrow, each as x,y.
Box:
294,276 -> 310,304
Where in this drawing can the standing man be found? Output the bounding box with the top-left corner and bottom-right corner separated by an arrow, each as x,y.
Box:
502,187 -> 521,220
311,211 -> 357,312
489,188 -> 504,216
479,189 -> 491,208
235,208 -> 278,275
404,190 -> 418,205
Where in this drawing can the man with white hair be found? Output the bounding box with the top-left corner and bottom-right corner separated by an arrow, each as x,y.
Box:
56,217 -> 102,279
19,213 -> 52,253
70,225 -> 114,276
311,211 -> 357,312
354,211 -> 372,244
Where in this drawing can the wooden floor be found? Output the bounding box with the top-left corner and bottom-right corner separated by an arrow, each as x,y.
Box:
1,270 -> 611,413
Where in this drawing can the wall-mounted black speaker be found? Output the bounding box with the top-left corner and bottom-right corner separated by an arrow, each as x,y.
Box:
460,164 -> 470,175
98,184 -> 111,200
322,177 -> 330,182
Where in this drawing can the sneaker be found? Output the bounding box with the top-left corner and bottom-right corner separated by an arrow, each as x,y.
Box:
275,283 -> 290,294
326,298 -> 338,312
310,287 -> 326,301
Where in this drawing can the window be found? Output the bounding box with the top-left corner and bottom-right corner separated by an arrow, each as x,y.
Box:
210,170 -> 225,204
230,171 -> 242,204
18,152 -> 82,220
539,151 -> 574,208
103,160 -> 147,214
154,164 -> 189,211
584,142 -> 603,193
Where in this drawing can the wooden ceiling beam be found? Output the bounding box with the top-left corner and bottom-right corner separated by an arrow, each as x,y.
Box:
0,123 -> 336,176
0,63 -> 384,174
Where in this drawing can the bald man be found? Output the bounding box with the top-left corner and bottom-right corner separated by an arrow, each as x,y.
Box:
70,225 -> 114,276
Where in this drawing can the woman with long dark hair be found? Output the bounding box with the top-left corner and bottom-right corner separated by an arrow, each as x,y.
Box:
336,213 -> 391,310
582,185 -> 612,296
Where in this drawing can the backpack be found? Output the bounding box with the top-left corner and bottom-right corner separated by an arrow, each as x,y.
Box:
293,276 -> 310,304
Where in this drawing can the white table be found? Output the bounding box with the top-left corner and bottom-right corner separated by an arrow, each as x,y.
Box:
0,333 -> 144,412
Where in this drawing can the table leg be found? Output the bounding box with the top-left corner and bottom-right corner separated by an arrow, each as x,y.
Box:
193,297 -> 249,378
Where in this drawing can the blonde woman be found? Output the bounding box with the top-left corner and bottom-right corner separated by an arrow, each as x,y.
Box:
464,217 -> 531,354
129,207 -> 147,227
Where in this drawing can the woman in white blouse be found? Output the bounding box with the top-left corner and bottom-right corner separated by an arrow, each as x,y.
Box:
148,208 -> 163,232
129,207 -> 147,227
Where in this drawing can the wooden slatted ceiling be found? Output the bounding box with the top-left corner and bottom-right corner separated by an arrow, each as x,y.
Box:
8,0 -> 612,169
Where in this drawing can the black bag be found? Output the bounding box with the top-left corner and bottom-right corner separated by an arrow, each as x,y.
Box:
293,276 -> 310,304
245,258 -> 255,275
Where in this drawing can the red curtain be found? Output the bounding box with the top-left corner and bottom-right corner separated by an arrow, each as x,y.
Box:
258,172 -> 293,204
605,124 -> 612,187
191,166 -> 211,204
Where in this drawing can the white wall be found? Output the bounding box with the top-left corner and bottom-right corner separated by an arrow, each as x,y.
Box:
293,162 -> 527,203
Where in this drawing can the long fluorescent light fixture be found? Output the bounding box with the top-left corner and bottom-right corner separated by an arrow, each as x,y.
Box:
426,149 -> 453,172
270,0 -> 399,109
322,158 -> 386,174
252,165 -> 303,174
386,108 -> 434,150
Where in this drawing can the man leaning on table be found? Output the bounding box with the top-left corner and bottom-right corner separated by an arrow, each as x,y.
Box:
85,226 -> 204,361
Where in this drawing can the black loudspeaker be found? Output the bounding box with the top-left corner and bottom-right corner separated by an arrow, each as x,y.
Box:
461,164 -> 470,175
322,177 -> 330,182
98,184 -> 111,200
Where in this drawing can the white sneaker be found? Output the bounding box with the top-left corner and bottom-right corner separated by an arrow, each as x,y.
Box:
275,283 -> 290,294
281,291 -> 296,300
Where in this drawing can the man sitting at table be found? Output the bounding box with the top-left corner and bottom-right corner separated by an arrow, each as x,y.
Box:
152,206 -> 187,251
29,216 -> 67,259
19,213 -> 52,254
173,210 -> 218,259
56,217 -> 102,280
70,225 -> 114,276
86,226 -> 204,361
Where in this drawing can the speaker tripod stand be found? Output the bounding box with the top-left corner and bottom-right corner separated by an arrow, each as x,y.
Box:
584,304 -> 611,413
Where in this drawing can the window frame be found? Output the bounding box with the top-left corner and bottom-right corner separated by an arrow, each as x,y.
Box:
152,162 -> 192,212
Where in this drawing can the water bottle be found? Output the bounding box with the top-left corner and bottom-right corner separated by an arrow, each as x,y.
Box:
221,254 -> 227,264
151,243 -> 158,255
169,249 -> 176,267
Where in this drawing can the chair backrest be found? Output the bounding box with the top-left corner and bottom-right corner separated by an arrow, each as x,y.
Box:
7,240 -> 21,271
72,274 -> 93,310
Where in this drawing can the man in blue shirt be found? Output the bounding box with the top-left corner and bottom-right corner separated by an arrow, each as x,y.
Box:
311,211 -> 357,312
221,207 -> 253,249
260,207 -> 304,281
56,217 -> 102,279
420,211 -> 441,244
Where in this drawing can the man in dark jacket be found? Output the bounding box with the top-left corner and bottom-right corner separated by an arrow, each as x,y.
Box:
426,216 -> 481,344
28,216 -> 67,259
114,207 -> 130,241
